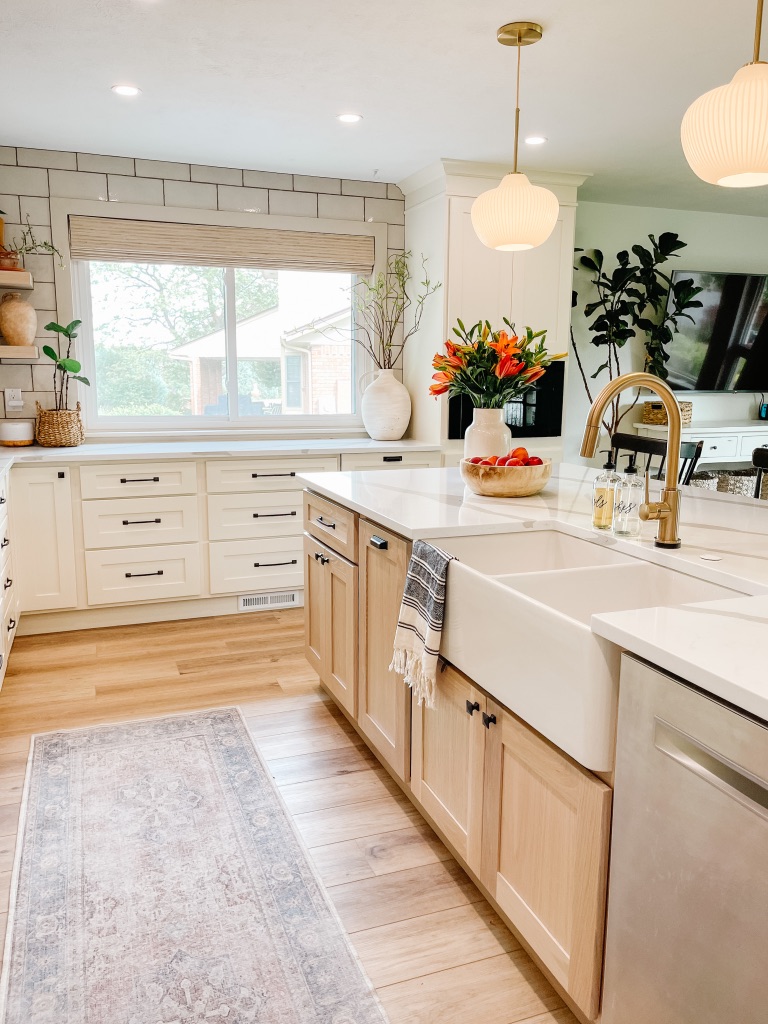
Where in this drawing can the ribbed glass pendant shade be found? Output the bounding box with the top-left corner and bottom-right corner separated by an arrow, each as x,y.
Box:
681,62 -> 768,187
471,172 -> 560,251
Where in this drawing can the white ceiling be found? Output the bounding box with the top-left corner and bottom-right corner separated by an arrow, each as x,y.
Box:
4,0 -> 768,217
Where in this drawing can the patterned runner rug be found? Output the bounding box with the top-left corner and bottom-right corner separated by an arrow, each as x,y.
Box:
0,708 -> 389,1024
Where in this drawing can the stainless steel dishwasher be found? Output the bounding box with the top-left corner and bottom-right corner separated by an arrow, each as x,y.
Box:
602,654 -> 768,1024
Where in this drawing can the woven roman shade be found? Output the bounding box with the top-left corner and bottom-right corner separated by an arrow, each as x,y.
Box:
68,216 -> 376,274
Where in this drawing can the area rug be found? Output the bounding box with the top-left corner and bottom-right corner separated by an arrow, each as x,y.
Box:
0,708 -> 389,1024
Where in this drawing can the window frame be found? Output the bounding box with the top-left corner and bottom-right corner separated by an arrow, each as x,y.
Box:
52,199 -> 387,436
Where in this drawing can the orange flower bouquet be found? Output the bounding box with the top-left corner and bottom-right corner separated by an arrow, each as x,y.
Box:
430,318 -> 566,408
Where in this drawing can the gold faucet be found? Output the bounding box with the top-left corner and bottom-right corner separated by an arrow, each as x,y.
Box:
580,371 -> 683,549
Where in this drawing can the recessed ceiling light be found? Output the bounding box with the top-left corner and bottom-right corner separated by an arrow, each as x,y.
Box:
337,113 -> 363,124
524,135 -> 547,145
112,84 -> 141,97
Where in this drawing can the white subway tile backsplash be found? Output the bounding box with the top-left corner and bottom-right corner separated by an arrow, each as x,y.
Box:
21,254 -> 55,283
342,179 -> 388,198
31,363 -> 57,391
30,282 -> 57,310
294,175 -> 341,195
317,194 -> 364,220
78,153 -> 135,175
387,183 -> 404,200
0,364 -> 33,390
35,311 -> 59,338
364,197 -> 405,225
217,185 -> 267,213
0,166 -> 49,197
107,175 -> 164,205
268,190 -> 317,217
19,196 -> 51,225
191,164 -> 243,186
135,159 -> 190,181
17,148 -> 77,171
49,170 -> 108,201
163,179 -> 217,209
0,196 -> 21,223
243,169 -> 293,190
4,223 -> 52,248
388,224 -> 405,249
6,391 -> 55,419
0,148 -> 16,166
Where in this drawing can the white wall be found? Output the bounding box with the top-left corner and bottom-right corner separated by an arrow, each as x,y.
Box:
565,200 -> 768,462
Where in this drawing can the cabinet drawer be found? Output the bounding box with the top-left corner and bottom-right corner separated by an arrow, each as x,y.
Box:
0,564 -> 15,619
698,434 -> 739,458
0,474 -> 8,530
740,433 -> 768,457
340,450 -> 441,471
82,495 -> 200,549
208,491 -> 302,541
85,543 -> 201,605
206,456 -> 337,494
2,589 -> 19,670
209,538 -> 303,595
304,491 -> 357,562
80,462 -> 197,499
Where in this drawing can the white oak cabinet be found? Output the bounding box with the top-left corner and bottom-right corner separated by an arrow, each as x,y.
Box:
357,519 -> 411,782
12,466 -> 77,612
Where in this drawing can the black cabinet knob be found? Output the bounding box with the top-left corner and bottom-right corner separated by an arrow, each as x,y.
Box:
482,712 -> 497,729
466,700 -> 480,716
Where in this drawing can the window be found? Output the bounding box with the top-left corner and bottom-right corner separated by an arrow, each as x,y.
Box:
77,260 -> 357,427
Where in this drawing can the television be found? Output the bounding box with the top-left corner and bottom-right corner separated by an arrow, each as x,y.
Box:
664,270 -> 768,392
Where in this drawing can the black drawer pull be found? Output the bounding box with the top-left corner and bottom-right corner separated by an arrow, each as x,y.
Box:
370,535 -> 389,550
314,552 -> 330,565
0,496 -> 6,505
0,538 -> 9,549
3,578 -> 11,590
7,618 -> 15,632
254,559 -> 298,568
251,471 -> 296,479
316,516 -> 336,529
466,700 -> 480,716
122,518 -> 162,526
252,511 -> 297,519
120,477 -> 160,484
383,455 -> 403,463
482,712 -> 497,729
125,570 -> 164,578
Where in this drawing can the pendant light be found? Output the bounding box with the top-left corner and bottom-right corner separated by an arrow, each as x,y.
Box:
471,22 -> 559,251
681,0 -> 768,187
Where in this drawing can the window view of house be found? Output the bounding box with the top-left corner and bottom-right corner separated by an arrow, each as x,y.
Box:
86,262 -> 354,420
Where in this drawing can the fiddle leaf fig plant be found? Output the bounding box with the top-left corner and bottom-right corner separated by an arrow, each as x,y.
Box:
43,319 -> 90,411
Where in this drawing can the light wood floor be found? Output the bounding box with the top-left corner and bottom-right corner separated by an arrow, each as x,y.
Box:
0,609 -> 576,1024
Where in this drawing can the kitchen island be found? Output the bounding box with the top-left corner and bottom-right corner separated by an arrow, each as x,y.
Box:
299,462 -> 768,1024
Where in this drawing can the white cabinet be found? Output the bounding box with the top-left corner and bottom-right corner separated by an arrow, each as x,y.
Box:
340,451 -> 441,471
12,466 -> 77,612
636,421 -> 768,466
80,461 -> 197,499
85,543 -> 201,605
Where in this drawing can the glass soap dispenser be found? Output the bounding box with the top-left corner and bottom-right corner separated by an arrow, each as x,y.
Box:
592,451 -> 620,531
613,454 -> 643,538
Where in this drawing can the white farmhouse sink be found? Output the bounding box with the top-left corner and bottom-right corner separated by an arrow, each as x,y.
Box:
440,534 -> 741,771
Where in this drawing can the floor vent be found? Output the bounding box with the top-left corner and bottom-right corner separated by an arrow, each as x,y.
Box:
238,590 -> 301,612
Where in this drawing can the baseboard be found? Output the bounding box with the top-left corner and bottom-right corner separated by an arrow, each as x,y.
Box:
17,591 -> 305,635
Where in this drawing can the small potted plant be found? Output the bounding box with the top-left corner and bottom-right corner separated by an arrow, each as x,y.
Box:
36,319 -> 90,447
430,318 -> 565,458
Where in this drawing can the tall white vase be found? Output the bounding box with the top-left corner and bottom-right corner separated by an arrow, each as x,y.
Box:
463,408 -> 512,460
360,369 -> 412,440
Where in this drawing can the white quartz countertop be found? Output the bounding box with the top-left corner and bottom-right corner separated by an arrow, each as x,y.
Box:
0,438 -> 439,469
300,463 -> 768,721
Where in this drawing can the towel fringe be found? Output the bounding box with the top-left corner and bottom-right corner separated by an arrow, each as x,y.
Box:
390,646 -> 436,708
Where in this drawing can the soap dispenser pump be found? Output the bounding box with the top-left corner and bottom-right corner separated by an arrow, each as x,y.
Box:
592,451 -> 620,531
613,454 -> 644,538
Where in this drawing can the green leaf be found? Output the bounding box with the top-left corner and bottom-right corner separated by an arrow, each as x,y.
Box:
70,374 -> 90,386
43,322 -> 66,334
60,358 -> 81,373
42,344 -> 59,361
64,320 -> 82,335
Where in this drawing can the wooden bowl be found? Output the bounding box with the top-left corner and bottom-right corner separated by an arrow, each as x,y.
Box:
460,458 -> 552,498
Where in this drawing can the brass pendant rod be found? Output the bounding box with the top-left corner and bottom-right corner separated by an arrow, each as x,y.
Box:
513,36 -> 522,174
755,0 -> 764,63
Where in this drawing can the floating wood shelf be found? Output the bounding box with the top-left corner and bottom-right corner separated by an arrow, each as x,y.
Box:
0,345 -> 39,360
0,270 -> 33,291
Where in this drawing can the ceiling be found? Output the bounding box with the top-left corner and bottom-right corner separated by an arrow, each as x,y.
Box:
4,0 -> 768,217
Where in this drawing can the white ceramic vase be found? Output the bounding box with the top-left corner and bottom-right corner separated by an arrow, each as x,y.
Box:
463,407 -> 512,460
360,369 -> 412,440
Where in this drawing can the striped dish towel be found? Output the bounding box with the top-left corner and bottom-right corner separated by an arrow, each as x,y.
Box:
390,540 -> 455,708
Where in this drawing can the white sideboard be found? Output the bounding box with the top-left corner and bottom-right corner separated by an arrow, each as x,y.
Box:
635,421 -> 768,466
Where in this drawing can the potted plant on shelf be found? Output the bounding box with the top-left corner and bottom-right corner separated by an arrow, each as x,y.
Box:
36,319 -> 90,447
353,251 -> 440,440
430,319 -> 566,458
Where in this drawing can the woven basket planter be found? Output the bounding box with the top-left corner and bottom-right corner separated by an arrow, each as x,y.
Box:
642,400 -> 693,427
35,402 -> 84,448
717,469 -> 758,497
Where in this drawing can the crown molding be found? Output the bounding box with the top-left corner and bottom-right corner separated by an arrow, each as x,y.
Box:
399,158 -> 591,208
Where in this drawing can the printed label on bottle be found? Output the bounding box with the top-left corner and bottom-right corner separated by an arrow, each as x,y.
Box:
593,488 -> 614,528
614,499 -> 638,516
